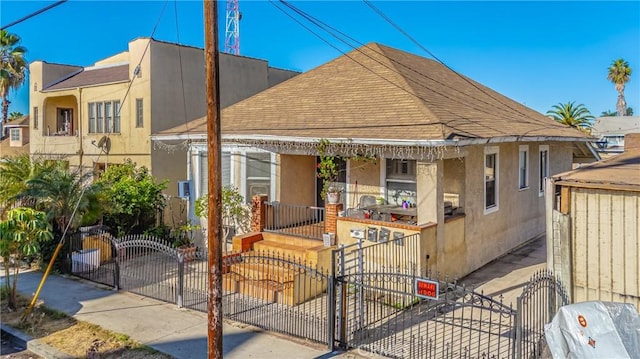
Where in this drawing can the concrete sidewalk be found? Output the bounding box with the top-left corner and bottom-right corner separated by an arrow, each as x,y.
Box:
1,271 -> 344,359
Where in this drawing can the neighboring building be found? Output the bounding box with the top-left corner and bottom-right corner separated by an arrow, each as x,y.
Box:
29,37 -> 298,196
591,116 -> 640,156
153,43 -> 595,278
0,115 -> 30,157
546,133 -> 640,309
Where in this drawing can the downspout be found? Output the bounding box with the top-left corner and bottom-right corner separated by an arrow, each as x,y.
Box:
186,145 -> 193,220
77,87 -> 83,173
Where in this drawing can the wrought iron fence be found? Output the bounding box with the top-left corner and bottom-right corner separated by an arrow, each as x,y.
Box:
66,229 -> 568,358
263,201 -> 325,240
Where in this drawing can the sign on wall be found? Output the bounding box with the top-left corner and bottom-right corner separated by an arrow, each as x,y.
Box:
415,278 -> 439,300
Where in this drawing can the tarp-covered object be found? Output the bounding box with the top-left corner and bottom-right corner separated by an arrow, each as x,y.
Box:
543,301 -> 640,359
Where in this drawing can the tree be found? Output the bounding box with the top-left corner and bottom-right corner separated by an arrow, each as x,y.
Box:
26,164 -> 105,233
601,107 -> 634,117
96,159 -> 167,236
0,207 -> 52,309
607,58 -> 632,116
0,30 -> 28,134
8,111 -> 23,121
546,102 -> 595,134
195,186 -> 250,244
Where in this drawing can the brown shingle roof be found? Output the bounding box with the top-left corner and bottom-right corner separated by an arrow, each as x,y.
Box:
156,43 -> 587,141
4,115 -> 29,127
553,133 -> 640,190
44,65 -> 129,91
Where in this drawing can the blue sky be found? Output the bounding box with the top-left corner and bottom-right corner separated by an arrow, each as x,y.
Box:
2,1 -> 639,118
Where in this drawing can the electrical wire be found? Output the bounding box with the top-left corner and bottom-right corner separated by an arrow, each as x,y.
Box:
1,0 -> 68,30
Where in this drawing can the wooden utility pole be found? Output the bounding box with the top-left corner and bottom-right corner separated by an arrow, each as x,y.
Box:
204,1 -> 223,358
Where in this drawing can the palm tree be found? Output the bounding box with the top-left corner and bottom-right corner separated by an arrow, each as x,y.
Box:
0,30 -> 28,135
546,102 -> 595,134
26,164 -> 105,232
0,207 -> 53,309
8,111 -> 23,121
607,59 -> 632,116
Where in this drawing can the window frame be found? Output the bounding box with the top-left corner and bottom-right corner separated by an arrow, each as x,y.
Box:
136,98 -> 144,128
10,128 -> 20,141
518,145 -> 529,190
385,159 -> 417,206
33,106 -> 39,129
484,146 -> 499,214
538,145 -> 549,197
88,100 -> 121,134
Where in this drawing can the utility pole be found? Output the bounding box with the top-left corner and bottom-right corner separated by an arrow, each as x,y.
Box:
204,1 -> 223,358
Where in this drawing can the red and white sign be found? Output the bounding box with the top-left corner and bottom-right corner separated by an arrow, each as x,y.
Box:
415,278 -> 439,300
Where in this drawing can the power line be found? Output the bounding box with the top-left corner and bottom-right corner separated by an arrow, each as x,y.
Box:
1,0 -> 68,30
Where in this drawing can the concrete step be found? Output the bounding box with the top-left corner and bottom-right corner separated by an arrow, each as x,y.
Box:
228,262 -> 299,282
261,232 -> 324,249
253,241 -> 309,262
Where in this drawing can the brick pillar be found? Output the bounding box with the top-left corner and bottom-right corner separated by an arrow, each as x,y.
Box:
325,203 -> 343,234
251,195 -> 268,232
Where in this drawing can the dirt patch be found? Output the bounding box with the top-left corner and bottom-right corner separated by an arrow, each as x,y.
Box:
1,292 -> 172,359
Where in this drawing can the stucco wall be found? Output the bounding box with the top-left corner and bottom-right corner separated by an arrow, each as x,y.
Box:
268,67 -> 299,87
462,142 -> 572,275
278,154 -> 316,205
347,159 -> 381,208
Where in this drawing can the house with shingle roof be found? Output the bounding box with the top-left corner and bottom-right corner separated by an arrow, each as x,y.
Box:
153,43 -> 598,278
28,37 -> 298,207
0,115 -> 30,157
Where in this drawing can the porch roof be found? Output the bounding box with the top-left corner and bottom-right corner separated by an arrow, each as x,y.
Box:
153,42 -> 589,145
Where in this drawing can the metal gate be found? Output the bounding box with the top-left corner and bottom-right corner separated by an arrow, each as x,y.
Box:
67,229 -> 118,288
515,270 -> 569,358
115,236 -> 181,305
332,235 -> 516,358
222,251 -> 331,345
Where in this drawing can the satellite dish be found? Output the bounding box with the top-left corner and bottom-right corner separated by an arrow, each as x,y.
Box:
103,137 -> 111,154
97,136 -> 111,154
97,136 -> 107,148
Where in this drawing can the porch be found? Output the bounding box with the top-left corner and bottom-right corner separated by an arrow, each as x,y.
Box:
250,195 -> 468,278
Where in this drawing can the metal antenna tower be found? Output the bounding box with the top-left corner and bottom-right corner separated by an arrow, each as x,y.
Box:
224,0 -> 240,55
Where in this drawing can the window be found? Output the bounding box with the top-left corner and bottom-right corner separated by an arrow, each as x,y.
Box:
385,159 -> 417,206
484,146 -> 499,213
10,129 -> 20,141
105,102 -> 112,133
539,145 -> 549,196
33,106 -> 38,129
198,152 -> 231,198
246,153 -> 271,202
518,145 -> 529,189
93,162 -> 106,180
88,103 -> 96,133
136,99 -> 143,128
96,102 -> 103,133
88,100 -> 120,133
114,101 -> 121,133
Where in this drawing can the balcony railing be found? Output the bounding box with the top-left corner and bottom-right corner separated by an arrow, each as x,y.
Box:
263,201 -> 325,240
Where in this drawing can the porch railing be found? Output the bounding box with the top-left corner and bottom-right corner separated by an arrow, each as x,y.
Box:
263,201 -> 325,240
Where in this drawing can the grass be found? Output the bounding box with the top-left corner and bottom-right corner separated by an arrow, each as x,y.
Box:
1,289 -> 172,359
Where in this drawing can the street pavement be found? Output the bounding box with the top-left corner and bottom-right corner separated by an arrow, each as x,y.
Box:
1,234 -> 546,359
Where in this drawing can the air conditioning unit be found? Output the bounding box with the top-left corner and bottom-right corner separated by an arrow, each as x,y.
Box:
178,180 -> 192,198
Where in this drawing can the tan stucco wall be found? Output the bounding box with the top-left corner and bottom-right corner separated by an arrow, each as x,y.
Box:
278,154 -> 316,205
347,159 -> 381,208
462,142 -> 572,275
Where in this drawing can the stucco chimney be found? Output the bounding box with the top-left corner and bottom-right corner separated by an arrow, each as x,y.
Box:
625,133 -> 640,154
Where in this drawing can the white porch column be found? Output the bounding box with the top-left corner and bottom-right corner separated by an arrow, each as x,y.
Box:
416,160 -> 444,272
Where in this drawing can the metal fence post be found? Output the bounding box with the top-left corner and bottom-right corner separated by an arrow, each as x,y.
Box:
515,295 -> 523,358
177,256 -> 184,308
114,244 -> 120,291
327,273 -> 336,351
